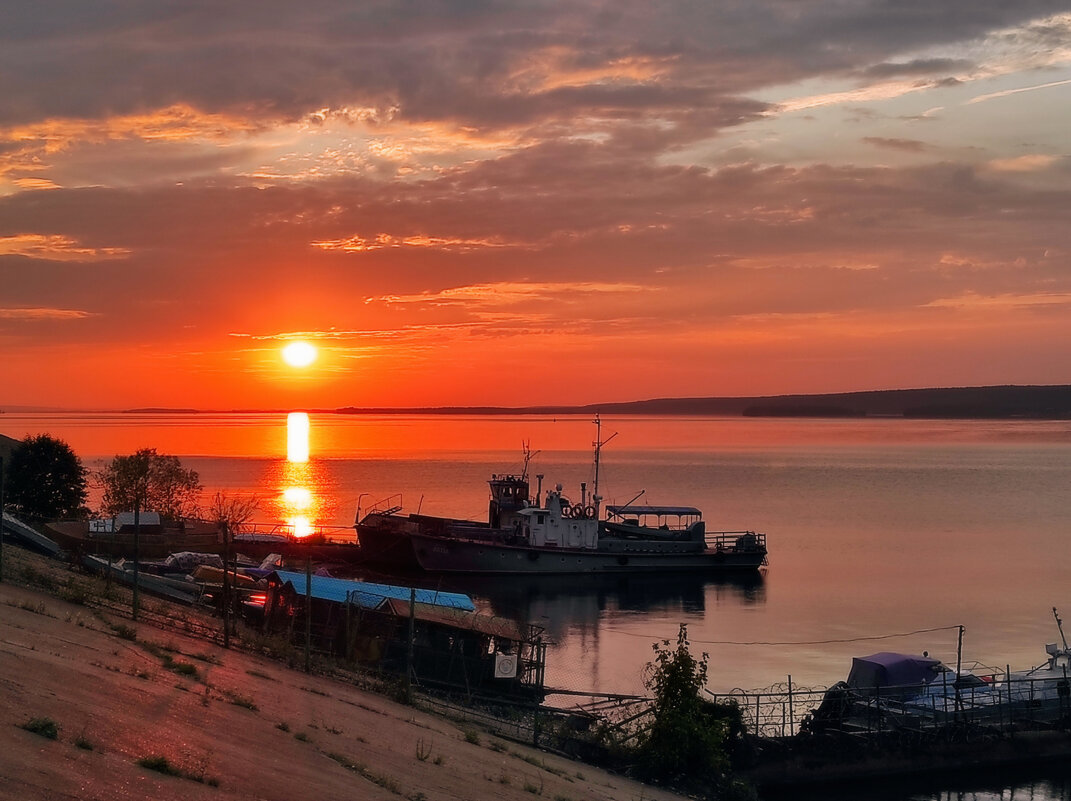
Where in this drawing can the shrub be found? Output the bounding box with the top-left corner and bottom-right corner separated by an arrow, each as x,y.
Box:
635,624 -> 729,788
20,717 -> 59,739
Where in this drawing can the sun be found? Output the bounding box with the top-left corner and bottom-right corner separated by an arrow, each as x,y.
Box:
281,341 -> 318,368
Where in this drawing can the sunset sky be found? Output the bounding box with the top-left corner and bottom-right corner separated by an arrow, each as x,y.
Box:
2,2 -> 1070,410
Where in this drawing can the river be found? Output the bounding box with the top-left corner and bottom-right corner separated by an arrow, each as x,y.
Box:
4,412 -> 1070,798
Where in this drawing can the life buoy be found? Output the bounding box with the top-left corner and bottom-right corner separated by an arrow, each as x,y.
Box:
583,505 -> 596,519
571,504 -> 586,519
560,504 -> 573,519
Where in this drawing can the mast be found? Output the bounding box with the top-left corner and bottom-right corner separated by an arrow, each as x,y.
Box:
591,413 -> 617,519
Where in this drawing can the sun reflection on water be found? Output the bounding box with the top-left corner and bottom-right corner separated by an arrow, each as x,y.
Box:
284,413 -> 315,536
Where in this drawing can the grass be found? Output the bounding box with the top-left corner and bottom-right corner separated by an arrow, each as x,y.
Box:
20,717 -> 59,739
276,721 -> 291,732
326,752 -> 401,794
74,731 -> 95,751
415,738 -> 432,761
463,729 -> 481,745
163,656 -> 199,678
19,564 -> 59,591
111,623 -> 137,641
137,755 -> 220,786
223,691 -> 258,711
12,599 -> 54,618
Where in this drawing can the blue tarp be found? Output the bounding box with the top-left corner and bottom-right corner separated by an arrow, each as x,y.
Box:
271,570 -> 475,611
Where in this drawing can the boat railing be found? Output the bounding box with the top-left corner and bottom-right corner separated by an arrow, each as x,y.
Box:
706,531 -> 766,552
357,494 -> 404,522
235,522 -> 357,544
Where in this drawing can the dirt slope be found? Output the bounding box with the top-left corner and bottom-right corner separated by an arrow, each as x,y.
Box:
0,564 -> 686,801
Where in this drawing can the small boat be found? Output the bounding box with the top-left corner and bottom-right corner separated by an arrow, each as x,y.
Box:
812,610 -> 1071,731
356,417 -> 768,575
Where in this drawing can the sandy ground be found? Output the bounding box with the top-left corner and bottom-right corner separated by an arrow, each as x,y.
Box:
0,551 -> 688,801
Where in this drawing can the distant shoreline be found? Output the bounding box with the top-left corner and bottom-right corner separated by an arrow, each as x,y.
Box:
5,384 -> 1071,419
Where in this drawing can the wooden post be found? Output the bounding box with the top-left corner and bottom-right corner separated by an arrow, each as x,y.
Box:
304,549 -> 312,673
1007,664 -> 1013,737
222,522 -> 230,648
132,500 -> 140,621
407,588 -> 416,702
344,590 -> 351,661
955,625 -> 964,717
0,455 -> 5,583
787,675 -> 794,736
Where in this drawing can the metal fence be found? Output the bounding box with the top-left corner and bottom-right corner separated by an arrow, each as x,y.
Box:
709,672 -> 1071,739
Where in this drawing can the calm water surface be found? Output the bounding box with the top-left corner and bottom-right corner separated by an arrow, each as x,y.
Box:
5,413 -> 1071,796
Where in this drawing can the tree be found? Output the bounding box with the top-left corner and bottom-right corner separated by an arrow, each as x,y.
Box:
208,491 -> 259,534
3,434 -> 89,520
98,448 -> 201,520
637,624 -> 731,790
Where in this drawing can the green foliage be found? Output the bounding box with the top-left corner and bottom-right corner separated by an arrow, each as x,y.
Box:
4,434 -> 88,520
636,624 -> 729,789
98,448 -> 201,520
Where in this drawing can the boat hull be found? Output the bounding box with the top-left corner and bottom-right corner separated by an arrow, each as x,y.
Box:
410,532 -> 766,575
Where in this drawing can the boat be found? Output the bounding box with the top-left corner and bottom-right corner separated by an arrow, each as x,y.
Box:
811,610 -> 1071,731
356,416 -> 768,575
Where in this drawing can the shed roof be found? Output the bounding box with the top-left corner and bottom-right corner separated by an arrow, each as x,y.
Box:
381,597 -> 525,640
270,570 -> 475,611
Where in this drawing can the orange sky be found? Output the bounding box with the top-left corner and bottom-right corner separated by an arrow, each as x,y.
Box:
2,3 -> 1070,409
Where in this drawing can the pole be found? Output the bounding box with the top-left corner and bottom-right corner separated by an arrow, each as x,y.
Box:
222,521 -> 230,648
304,547 -> 312,673
0,455 -> 5,583
407,588 -> 416,702
787,674 -> 794,736
955,625 -> 964,716
132,499 -> 140,621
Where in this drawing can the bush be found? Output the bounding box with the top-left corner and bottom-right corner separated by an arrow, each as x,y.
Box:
636,624 -> 729,790
20,717 -> 59,739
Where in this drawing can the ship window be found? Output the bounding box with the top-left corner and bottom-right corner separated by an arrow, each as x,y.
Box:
537,514 -> 546,524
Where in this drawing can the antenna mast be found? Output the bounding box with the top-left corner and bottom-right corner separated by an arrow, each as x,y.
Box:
591,413 -> 617,513
521,440 -> 541,482
1055,607 -> 1068,650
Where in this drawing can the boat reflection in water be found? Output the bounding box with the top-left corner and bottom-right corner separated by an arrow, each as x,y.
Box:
424,571 -> 766,642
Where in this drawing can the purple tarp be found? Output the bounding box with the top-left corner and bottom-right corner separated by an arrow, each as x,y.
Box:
846,652 -> 944,690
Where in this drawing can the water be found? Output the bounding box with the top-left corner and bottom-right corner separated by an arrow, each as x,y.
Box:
5,412 -> 1071,797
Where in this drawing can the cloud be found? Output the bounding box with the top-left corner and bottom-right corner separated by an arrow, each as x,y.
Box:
0,307 -> 96,320
0,234 -> 130,261
863,137 -> 929,152
966,77 -> 1071,105
985,154 -> 1061,172
311,233 -> 518,252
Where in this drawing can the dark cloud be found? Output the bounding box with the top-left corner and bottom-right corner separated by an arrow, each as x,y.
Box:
863,136 -> 929,152
862,58 -> 975,78
1,0 -> 1066,132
